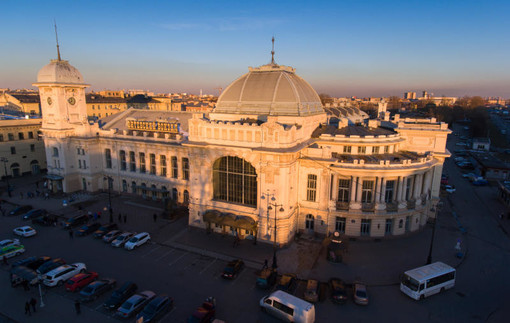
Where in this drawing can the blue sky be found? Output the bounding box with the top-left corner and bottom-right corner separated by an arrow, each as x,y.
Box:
1,0 -> 509,98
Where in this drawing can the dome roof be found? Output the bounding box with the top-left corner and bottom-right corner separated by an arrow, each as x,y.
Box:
214,63 -> 324,116
36,59 -> 84,84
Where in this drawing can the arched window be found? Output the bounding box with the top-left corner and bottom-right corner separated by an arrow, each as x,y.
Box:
213,156 -> 257,207
183,190 -> 189,205
151,185 -> 157,199
172,188 -> 178,201
52,147 -> 59,157
122,180 -> 127,192
161,186 -> 169,198
10,163 -> 20,177
131,181 -> 137,194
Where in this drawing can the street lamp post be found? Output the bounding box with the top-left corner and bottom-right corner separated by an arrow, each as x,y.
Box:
426,201 -> 442,264
103,176 -> 113,223
261,193 -> 284,270
0,157 -> 11,197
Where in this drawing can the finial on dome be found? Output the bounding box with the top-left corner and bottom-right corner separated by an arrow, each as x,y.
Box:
54,19 -> 61,61
271,36 -> 275,65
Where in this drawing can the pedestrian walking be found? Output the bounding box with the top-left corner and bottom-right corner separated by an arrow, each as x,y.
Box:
124,214 -> 127,223
118,213 -> 122,222
25,301 -> 31,316
153,213 -> 157,222
74,300 -> 81,315
69,230 -> 74,239
22,280 -> 30,291
30,297 -> 37,312
3,256 -> 8,266
263,259 -> 268,269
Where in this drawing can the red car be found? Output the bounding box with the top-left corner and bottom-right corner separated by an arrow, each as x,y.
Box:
65,272 -> 99,292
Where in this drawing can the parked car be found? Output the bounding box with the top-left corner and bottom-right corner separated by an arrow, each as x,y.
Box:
473,178 -> 488,186
93,223 -> 118,238
303,279 -> 319,303
222,259 -> 244,279
11,256 -> 51,270
116,290 -> 156,319
22,209 -> 47,220
62,214 -> 89,229
111,232 -> 134,248
256,268 -> 278,289
80,278 -> 117,302
65,271 -> 99,292
444,185 -> 456,193
353,283 -> 369,305
103,281 -> 138,310
13,226 -> 37,237
76,223 -> 101,236
32,214 -> 59,226
10,265 -> 40,287
441,175 -> 449,185
329,278 -> 348,304
43,263 -> 87,287
36,258 -> 66,276
0,245 -> 25,259
9,205 -> 32,216
276,273 -> 297,292
124,232 -> 151,250
0,238 -> 20,251
188,297 -> 216,323
103,230 -> 122,243
137,295 -> 173,322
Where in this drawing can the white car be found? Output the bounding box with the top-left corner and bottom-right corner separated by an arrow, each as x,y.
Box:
13,226 -> 37,237
0,245 -> 25,259
444,185 -> 456,193
42,263 -> 87,287
124,232 -> 151,250
0,239 -> 20,250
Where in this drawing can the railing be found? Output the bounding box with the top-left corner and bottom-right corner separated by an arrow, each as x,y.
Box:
336,201 -> 350,211
362,203 -> 375,212
386,202 -> 398,212
407,199 -> 416,210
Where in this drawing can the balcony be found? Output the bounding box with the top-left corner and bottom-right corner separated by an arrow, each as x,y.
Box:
361,203 -> 375,212
407,199 -> 416,210
386,202 -> 398,212
336,201 -> 350,211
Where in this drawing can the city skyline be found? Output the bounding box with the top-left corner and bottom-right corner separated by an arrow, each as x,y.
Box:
1,0 -> 509,98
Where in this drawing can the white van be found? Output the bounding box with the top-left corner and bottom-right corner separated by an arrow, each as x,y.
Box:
260,290 -> 315,323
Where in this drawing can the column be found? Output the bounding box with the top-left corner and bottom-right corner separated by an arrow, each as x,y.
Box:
376,177 -> 386,210
414,173 -> 423,205
350,176 -> 361,209
350,176 -> 356,202
356,177 -> 363,202
398,176 -> 407,209
375,177 -> 381,203
332,174 -> 338,201
423,170 -> 433,198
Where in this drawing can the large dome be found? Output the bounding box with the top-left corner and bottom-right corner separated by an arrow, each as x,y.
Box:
36,59 -> 84,84
214,63 -> 324,116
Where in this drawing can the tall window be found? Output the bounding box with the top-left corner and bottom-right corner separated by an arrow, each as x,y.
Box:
131,181 -> 137,194
305,214 -> 315,230
8,133 -> 14,141
337,179 -> 350,202
28,132 -> 34,139
150,154 -> 156,175
361,219 -> 371,236
171,156 -> 178,178
343,146 -> 351,153
160,155 -> 167,176
122,180 -> 127,192
385,180 -> 395,203
53,147 -> 59,157
0,134 -> 3,141
405,178 -> 412,200
307,174 -> 317,202
78,160 -> 82,169
30,144 -> 35,152
105,149 -> 112,169
335,217 -> 346,233
129,151 -> 136,172
18,132 -> 24,140
119,150 -> 126,171
182,158 -> 189,180
373,146 -> 380,154
11,147 -> 16,155
385,219 -> 393,235
139,153 -> 146,173
213,156 -> 257,207
358,146 -> 366,154
384,145 -> 389,153
361,180 -> 374,203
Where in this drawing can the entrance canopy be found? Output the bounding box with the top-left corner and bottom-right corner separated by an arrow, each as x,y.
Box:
202,210 -> 257,230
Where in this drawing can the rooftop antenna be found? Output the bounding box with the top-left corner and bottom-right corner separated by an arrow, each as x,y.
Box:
271,36 -> 275,65
54,19 -> 61,61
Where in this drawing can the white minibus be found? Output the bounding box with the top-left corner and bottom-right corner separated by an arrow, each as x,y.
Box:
260,290 -> 315,323
400,261 -> 456,300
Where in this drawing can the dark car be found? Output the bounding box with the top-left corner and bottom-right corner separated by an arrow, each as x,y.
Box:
36,258 -> 66,276
80,278 -> 117,302
12,256 -> 51,270
329,277 -> 348,304
9,205 -> 32,216
76,223 -> 101,236
187,297 -> 216,323
22,209 -> 47,220
103,281 -> 138,310
93,223 -> 118,238
222,259 -> 244,279
32,214 -> 59,226
256,268 -> 277,289
276,273 -> 297,292
10,266 -> 40,287
137,295 -> 173,322
103,230 -> 122,243
62,214 -> 89,229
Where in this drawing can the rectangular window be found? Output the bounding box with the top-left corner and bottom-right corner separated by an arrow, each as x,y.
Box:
150,154 -> 156,175
384,145 -> 389,153
8,133 -> 14,141
83,160 -> 87,169
171,156 -> 178,178
160,155 -> 167,176
182,157 -> 189,180
30,144 -> 35,152
307,174 -> 317,202
139,152 -> 146,173
343,146 -> 351,153
361,180 -> 374,203
337,179 -> 350,202
385,219 -> 393,235
335,217 -> 346,233
18,132 -> 24,140
373,146 -> 379,154
105,149 -> 112,169
405,178 -> 412,200
10,146 -> 16,154
385,180 -> 395,203
76,147 -> 81,155
358,146 -> 366,154
78,160 -> 82,169
0,134 -> 3,141
119,150 -> 126,171
28,132 -> 34,139
361,219 -> 371,236
129,151 -> 136,172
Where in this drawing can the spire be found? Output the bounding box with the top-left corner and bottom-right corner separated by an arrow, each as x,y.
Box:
271,36 -> 275,65
54,19 -> 61,61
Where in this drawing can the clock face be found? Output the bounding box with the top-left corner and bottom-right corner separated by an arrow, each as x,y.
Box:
68,97 -> 76,105
47,97 -> 52,105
